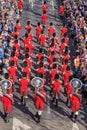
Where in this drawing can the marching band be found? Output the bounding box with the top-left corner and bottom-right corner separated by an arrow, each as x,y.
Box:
0,0 -> 85,125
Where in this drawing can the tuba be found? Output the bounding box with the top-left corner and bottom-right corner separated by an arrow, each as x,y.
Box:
70,78 -> 82,94
31,77 -> 46,102
31,77 -> 44,93
0,79 -> 13,102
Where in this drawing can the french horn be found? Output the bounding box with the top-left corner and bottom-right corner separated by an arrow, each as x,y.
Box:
70,78 -> 82,94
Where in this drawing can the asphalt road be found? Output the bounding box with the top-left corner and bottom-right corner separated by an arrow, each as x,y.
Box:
0,0 -> 87,130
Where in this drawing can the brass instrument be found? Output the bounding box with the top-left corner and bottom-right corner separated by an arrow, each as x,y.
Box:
31,77 -> 46,101
70,78 -> 82,94
0,80 -> 13,102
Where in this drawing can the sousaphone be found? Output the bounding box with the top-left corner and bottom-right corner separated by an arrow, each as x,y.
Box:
70,78 -> 82,94
31,77 -> 44,92
31,77 -> 46,102
0,79 -> 13,101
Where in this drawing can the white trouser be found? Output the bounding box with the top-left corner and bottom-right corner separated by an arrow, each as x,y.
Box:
37,110 -> 43,116
56,92 -> 59,100
74,111 -> 79,115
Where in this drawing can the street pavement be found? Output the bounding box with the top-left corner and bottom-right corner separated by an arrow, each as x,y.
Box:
0,0 -> 87,130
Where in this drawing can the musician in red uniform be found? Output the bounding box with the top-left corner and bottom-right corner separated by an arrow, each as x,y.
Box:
12,39 -> 20,52
19,72 -> 29,105
7,61 -> 17,84
42,1 -> 48,12
0,95 -> 13,123
0,73 -> 14,123
28,29 -> 33,42
36,62 -> 46,77
39,30 -> 46,47
36,48 -> 45,64
23,33 -> 29,48
70,92 -> 82,123
11,27 -> 20,38
9,52 -> 18,66
41,11 -> 48,25
59,4 -> 65,16
48,22 -> 55,38
25,21 -> 32,32
52,74 -> 61,107
22,61 -> 31,80
36,22 -> 43,40
60,24 -> 67,38
59,38 -> 67,55
14,20 -> 21,34
48,42 -> 56,56
50,64 -> 58,84
24,42 -> 34,57
34,86 -> 46,123
63,66 -> 73,94
23,53 -> 32,68
61,59 -> 69,74
17,0 -> 24,15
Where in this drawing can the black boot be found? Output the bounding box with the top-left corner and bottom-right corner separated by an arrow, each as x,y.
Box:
66,98 -> 69,105
37,115 -> 41,123
35,112 -> 38,118
4,113 -> 9,123
21,96 -> 23,104
55,99 -> 58,107
52,97 -> 55,103
73,115 -> 78,123
71,112 -> 74,118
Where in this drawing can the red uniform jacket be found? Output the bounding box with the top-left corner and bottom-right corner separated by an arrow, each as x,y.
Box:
12,43 -> 20,52
41,14 -> 48,25
23,37 -> 29,48
28,33 -> 33,42
14,24 -> 21,33
19,78 -> 29,96
65,37 -> 69,45
42,4 -> 48,12
11,31 -> 20,37
60,27 -> 67,37
36,26 -> 43,39
25,43 -> 34,57
25,25 -> 32,32
17,0 -> 24,9
9,56 -> 18,66
8,67 -> 17,83
59,43 -> 66,55
22,67 -> 30,80
39,34 -> 46,46
59,5 -> 65,16
63,71 -> 72,87
23,59 -> 32,68
48,26 -> 55,37
70,94 -> 81,112
36,53 -> 44,61
50,69 -> 58,84
34,91 -> 46,110
61,64 -> 68,73
52,80 -> 61,96
36,68 -> 46,76
0,95 -> 12,113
